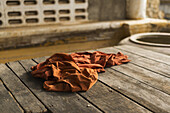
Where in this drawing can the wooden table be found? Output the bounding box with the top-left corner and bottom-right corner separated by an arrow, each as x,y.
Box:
0,45 -> 170,113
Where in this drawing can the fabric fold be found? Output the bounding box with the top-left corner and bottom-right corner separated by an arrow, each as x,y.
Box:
31,51 -> 130,92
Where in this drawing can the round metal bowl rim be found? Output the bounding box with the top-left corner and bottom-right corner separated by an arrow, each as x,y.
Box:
129,32 -> 170,47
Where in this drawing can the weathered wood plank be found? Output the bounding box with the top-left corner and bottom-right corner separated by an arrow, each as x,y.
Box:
8,60 -> 101,113
34,55 -> 151,113
0,63 -> 47,113
79,81 -> 151,113
111,63 -> 170,95
140,46 -> 170,56
100,47 -> 170,77
115,45 -> 170,65
98,68 -> 170,113
97,47 -> 170,94
32,56 -> 50,63
97,47 -> 170,78
0,79 -> 23,113
120,38 -> 170,56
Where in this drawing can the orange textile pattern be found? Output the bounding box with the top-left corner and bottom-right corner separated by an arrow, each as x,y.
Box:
31,51 -> 130,92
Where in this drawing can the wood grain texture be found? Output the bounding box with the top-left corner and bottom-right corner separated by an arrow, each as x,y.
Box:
120,38 -> 170,56
97,47 -> 170,78
8,60 -> 101,113
33,56 -> 50,63
111,63 -> 170,95
79,81 -> 151,113
0,80 -> 23,113
0,64 -> 47,113
98,68 -> 170,113
97,47 -> 170,95
115,45 -> 170,65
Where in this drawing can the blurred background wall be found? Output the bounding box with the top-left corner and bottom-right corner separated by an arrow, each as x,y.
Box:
89,0 -> 169,21
88,0 -> 126,21
160,0 -> 170,19
0,0 -> 169,28
147,0 -> 163,18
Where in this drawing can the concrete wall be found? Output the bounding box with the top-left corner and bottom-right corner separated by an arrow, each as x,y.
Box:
1,0 -> 164,28
0,0 -> 127,28
0,0 -> 88,28
147,0 -> 164,19
88,0 -> 164,21
88,0 -> 126,21
146,0 -> 170,19
160,0 -> 170,19
88,0 -> 165,20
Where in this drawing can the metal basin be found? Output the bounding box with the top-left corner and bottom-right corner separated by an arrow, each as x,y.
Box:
129,32 -> 170,47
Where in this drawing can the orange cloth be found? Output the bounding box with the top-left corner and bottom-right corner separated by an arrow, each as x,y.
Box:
31,51 -> 130,92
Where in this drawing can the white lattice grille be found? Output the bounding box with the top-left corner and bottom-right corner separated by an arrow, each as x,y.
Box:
0,0 -> 88,27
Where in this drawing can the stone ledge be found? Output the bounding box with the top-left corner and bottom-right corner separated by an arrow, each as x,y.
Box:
0,18 -> 168,49
0,18 -> 167,39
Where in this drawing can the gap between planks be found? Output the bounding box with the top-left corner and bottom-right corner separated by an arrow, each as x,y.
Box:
120,38 -> 170,56
95,47 -> 170,112
101,46 -> 170,78
96,48 -> 170,112
96,47 -> 170,78
6,63 -> 52,113
115,45 -> 170,65
96,47 -> 170,95
98,68 -> 170,113
0,78 -> 24,113
0,63 -> 48,112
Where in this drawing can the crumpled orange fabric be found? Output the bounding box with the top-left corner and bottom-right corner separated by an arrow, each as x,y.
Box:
31,51 -> 130,92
